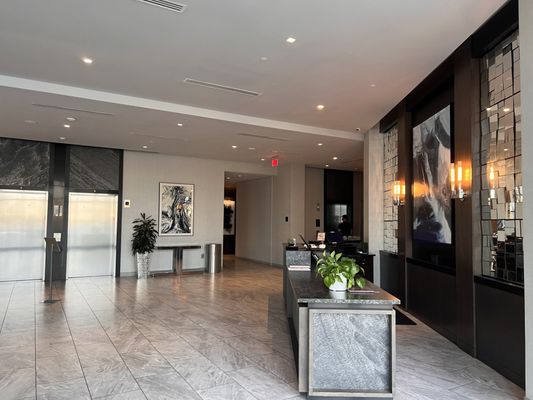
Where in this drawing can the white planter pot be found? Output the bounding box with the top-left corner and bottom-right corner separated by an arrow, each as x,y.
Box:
136,253 -> 151,279
328,274 -> 348,291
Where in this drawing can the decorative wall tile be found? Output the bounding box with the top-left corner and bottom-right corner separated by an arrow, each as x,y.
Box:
69,146 -> 120,191
383,127 -> 398,253
0,138 -> 49,189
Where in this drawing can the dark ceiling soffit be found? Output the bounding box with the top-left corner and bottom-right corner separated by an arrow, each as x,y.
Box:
471,0 -> 518,58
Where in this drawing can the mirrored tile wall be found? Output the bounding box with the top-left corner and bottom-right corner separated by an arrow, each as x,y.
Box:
383,126 -> 398,253
479,30 -> 523,285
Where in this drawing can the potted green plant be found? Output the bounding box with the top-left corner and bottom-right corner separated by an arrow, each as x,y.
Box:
132,213 -> 158,279
316,251 -> 365,291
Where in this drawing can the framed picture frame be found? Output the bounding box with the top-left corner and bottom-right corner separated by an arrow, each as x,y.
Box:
159,182 -> 194,236
412,105 -> 453,245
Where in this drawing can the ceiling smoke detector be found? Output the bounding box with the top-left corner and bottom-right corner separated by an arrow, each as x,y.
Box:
134,0 -> 187,13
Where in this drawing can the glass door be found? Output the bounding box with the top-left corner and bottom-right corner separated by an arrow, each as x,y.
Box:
0,189 -> 48,281
66,193 -> 118,278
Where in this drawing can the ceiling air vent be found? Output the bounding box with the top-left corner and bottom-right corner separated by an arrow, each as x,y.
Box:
32,104 -> 115,116
184,78 -> 261,97
237,133 -> 288,142
135,0 -> 187,13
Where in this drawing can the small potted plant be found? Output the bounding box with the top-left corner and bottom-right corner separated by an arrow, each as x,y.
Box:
132,213 -> 158,279
316,251 -> 365,291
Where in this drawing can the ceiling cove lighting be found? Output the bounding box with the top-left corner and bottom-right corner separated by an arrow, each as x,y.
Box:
286,37 -> 296,44
82,57 -> 93,65
316,104 -> 325,111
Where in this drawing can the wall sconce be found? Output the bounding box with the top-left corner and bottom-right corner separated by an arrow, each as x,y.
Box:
450,161 -> 471,200
392,179 -> 405,206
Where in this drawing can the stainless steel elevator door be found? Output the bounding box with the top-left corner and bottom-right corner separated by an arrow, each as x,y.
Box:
0,190 -> 48,281
66,193 -> 118,278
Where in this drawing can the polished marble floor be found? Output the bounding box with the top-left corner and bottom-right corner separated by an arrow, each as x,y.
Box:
0,257 -> 525,400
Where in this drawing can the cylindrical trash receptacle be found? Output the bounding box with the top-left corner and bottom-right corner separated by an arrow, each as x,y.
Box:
205,243 -> 222,273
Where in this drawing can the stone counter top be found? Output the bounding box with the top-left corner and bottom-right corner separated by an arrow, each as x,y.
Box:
288,269 -> 400,305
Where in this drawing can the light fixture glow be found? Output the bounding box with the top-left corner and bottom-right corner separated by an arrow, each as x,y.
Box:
260,158 -> 265,161
82,57 -> 93,65
332,156 -> 338,160
177,123 -> 183,127
370,83 -> 377,88
24,120 -> 36,124
59,136 -> 66,140
325,164 -> 329,168
316,104 -> 325,111
286,37 -> 296,44
65,117 -> 77,122
503,108 -> 511,112
232,145 -> 237,149
504,148 -> 509,152
486,107 -> 492,111
226,177 -> 230,180
260,56 -> 268,61
450,160 -> 471,200
142,145 -> 148,149
248,147 -> 256,150
63,124 -> 71,128
317,143 -> 323,146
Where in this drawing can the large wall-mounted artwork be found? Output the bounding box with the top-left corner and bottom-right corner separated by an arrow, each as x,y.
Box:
223,199 -> 235,235
159,183 -> 194,236
412,105 -> 452,244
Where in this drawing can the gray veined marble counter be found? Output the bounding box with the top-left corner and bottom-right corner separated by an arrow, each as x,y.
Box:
283,249 -> 400,399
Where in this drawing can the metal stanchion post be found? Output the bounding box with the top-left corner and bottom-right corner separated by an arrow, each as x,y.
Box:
43,237 -> 60,304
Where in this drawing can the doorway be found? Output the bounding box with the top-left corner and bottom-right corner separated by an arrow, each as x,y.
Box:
66,192 -> 118,278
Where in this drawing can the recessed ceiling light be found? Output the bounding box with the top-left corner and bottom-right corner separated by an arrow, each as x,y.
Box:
177,123 -> 183,127
286,37 -> 296,44
63,124 -> 71,128
248,147 -> 256,150
142,145 -> 148,149
316,104 -> 325,111
317,143 -> 323,146
82,57 -> 93,65
59,136 -> 66,141
370,83 -> 376,88
260,158 -> 265,161
65,117 -> 77,122
24,120 -> 37,124
232,145 -> 237,149
503,108 -> 511,112
355,128 -> 361,132
332,156 -> 338,160
325,164 -> 329,168
226,177 -> 231,180
260,56 -> 268,61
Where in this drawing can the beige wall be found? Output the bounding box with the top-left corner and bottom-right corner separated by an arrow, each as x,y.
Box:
519,1 -> 533,397
235,177 -> 273,264
121,151 -> 273,275
364,124 -> 384,285
305,167 -> 324,241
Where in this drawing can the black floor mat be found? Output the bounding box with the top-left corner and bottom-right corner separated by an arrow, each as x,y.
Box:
395,308 -> 416,325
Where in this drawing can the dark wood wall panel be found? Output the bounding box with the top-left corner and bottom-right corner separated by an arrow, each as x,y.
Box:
406,260 -> 457,343
380,251 -> 405,305
475,279 -> 524,387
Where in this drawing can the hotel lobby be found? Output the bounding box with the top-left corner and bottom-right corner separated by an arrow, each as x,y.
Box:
1,1 -> 533,399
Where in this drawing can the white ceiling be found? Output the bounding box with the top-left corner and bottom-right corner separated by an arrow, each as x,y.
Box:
0,0 -> 507,170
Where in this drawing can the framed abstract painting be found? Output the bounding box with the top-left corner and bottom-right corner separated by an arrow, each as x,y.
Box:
159,182 -> 194,236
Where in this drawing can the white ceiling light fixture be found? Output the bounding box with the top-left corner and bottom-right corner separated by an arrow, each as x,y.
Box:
318,143 -> 323,146
260,56 -> 268,61
63,124 -> 71,128
503,108 -> 511,112
232,145 -> 237,149
177,123 -> 183,126
325,164 -> 329,168
82,57 -> 93,65
248,147 -> 256,150
59,136 -> 66,140
286,37 -> 296,44
332,156 -> 338,160
66,117 -> 77,122
355,128 -> 361,132
142,145 -> 148,149
316,104 -> 325,111
260,158 -> 265,161
134,0 -> 187,13
24,120 -> 37,124
370,83 -> 376,88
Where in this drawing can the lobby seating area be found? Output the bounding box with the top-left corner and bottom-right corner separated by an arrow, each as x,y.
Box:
0,258 -> 524,399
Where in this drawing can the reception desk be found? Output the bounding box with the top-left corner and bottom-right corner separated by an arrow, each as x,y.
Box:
284,249 -> 400,398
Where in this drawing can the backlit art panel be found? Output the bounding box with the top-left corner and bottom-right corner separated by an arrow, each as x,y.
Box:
159,183 -> 194,236
412,105 -> 452,244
